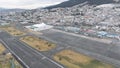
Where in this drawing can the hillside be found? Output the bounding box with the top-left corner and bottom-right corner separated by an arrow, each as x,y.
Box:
1,0 -> 120,27
45,0 -> 117,9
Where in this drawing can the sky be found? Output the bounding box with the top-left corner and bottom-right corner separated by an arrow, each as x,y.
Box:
0,0 -> 68,9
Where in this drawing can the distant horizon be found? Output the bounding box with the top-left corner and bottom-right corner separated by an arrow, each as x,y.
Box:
0,0 -> 68,9
0,3 -> 59,10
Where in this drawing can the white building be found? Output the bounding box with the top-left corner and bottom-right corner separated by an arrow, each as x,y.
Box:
25,23 -> 53,31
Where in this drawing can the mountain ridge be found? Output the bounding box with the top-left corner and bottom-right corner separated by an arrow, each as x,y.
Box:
45,0 -> 119,9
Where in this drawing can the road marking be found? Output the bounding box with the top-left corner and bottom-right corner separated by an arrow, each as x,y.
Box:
0,39 -> 30,68
41,57 -> 46,60
18,40 -> 64,68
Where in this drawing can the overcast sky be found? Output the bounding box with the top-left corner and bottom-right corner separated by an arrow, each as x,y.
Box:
0,0 -> 68,9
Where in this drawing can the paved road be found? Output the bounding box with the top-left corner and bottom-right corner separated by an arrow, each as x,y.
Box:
40,29 -> 120,68
0,31 -> 63,68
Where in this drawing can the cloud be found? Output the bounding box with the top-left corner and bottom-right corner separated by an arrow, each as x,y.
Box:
0,0 -> 68,9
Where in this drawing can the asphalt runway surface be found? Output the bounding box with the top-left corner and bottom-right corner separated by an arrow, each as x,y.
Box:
40,29 -> 120,68
41,29 -> 111,55
1,28 -> 120,68
0,31 -> 63,68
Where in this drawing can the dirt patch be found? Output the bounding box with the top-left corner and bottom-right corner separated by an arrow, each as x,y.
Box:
20,36 -> 56,51
0,43 -> 22,68
1,27 -> 25,36
54,50 -> 114,68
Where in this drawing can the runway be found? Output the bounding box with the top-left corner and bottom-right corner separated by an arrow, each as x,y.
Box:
40,29 -> 120,68
0,31 -> 63,68
1,28 -> 120,68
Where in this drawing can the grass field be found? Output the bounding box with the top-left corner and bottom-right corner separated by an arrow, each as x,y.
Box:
20,36 -> 56,51
0,44 -> 5,54
54,50 -> 114,68
0,43 -> 23,68
1,27 -> 25,36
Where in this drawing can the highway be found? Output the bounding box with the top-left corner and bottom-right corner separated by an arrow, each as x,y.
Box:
0,31 -> 64,68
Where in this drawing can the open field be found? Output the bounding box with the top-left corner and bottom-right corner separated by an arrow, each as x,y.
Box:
0,43 -> 23,68
0,43 -> 10,68
20,36 -> 56,51
0,43 -> 5,54
54,50 -> 114,68
1,27 -> 25,36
